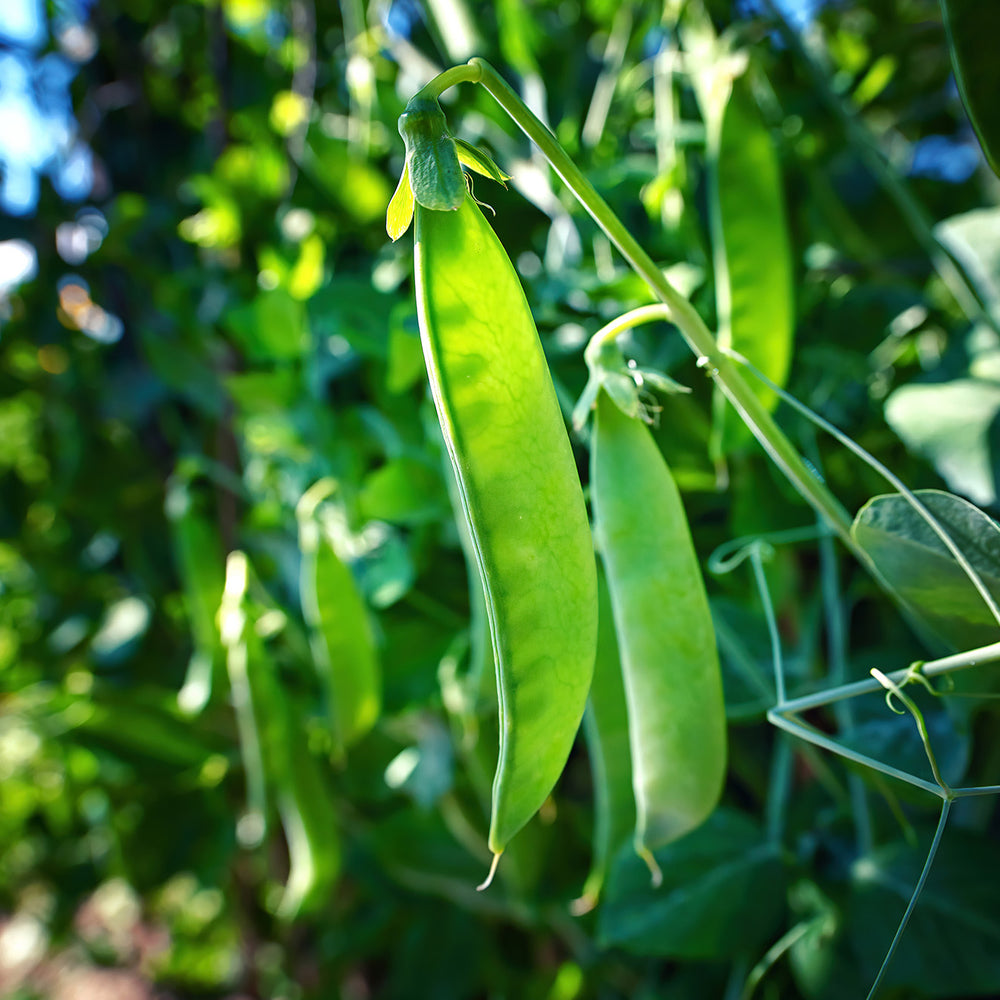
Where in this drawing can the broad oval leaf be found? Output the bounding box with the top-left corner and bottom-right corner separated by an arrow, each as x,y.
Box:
851,489 -> 1000,653
598,809 -> 785,959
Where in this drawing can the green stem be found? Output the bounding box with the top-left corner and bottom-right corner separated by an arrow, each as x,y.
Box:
459,58 -> 855,550
587,304 -> 674,356
415,64 -> 483,101
864,800 -> 952,1000
768,708 -> 945,798
740,917 -> 817,1000
776,640 -> 1000,715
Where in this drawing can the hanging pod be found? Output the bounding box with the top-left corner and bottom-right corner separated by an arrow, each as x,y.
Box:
591,389 -> 727,883
393,101 -> 598,880
296,479 -> 381,757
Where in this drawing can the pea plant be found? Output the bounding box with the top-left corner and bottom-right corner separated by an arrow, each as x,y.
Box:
381,7 -> 1000,999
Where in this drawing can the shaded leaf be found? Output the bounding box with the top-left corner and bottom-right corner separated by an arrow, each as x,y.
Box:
598,809 -> 786,959
941,1 -> 1000,178
851,489 -> 1000,652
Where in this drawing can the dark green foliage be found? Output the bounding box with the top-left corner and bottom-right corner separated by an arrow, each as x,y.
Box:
941,0 -> 1000,177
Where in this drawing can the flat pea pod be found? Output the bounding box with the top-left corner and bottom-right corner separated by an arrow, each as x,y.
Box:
414,194 -> 598,877
166,478 -> 226,715
297,480 -> 380,756
221,552 -> 340,917
941,0 -> 1000,178
693,66 -> 794,458
591,390 -> 726,883
577,567 -> 635,912
273,688 -> 342,919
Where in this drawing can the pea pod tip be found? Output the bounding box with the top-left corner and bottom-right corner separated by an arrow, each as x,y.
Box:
636,844 -> 663,889
475,851 -> 502,891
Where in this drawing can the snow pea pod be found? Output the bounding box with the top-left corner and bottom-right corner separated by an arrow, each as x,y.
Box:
297,479 -> 380,756
415,194 -> 598,879
166,477 -> 225,715
577,568 -> 635,911
591,390 -> 726,883
692,61 -> 793,458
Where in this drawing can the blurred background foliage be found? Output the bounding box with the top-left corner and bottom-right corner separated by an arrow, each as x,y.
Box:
1,0 -> 1000,997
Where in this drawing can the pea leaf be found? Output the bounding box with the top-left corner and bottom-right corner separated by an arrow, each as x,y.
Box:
935,208 -> 1000,319
598,809 -> 786,959
847,828 -> 1000,997
941,0 -> 1000,178
885,376 -> 1000,509
359,456 -> 446,527
851,489 -> 1000,653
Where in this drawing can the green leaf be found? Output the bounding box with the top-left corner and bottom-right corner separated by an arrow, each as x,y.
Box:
303,133 -> 393,225
941,0 -> 1000,178
788,880 -> 871,1000
359,456 -> 445,527
383,720 -> 454,808
840,702 -> 971,790
73,693 -> 225,768
224,288 -> 309,362
453,139 -> 511,186
386,311 -> 425,394
848,827 -> 1000,996
598,809 -> 786,959
225,370 -> 302,414
851,489 -> 1000,652
885,374 -> 1000,508
387,161 -> 416,241
935,208 -> 1000,322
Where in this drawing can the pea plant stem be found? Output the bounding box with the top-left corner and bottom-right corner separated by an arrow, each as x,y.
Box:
774,640 -> 1000,717
419,59 -> 857,554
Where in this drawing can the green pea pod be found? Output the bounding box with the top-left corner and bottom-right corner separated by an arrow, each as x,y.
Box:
941,0 -> 1000,178
221,551 -> 340,917
578,568 -> 635,912
415,194 -> 598,878
591,390 -> 726,884
436,423 -> 495,715
297,480 -> 380,755
243,624 -> 340,920
274,691 -> 342,920
219,552 -> 270,844
697,71 -> 794,458
166,479 -> 226,715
